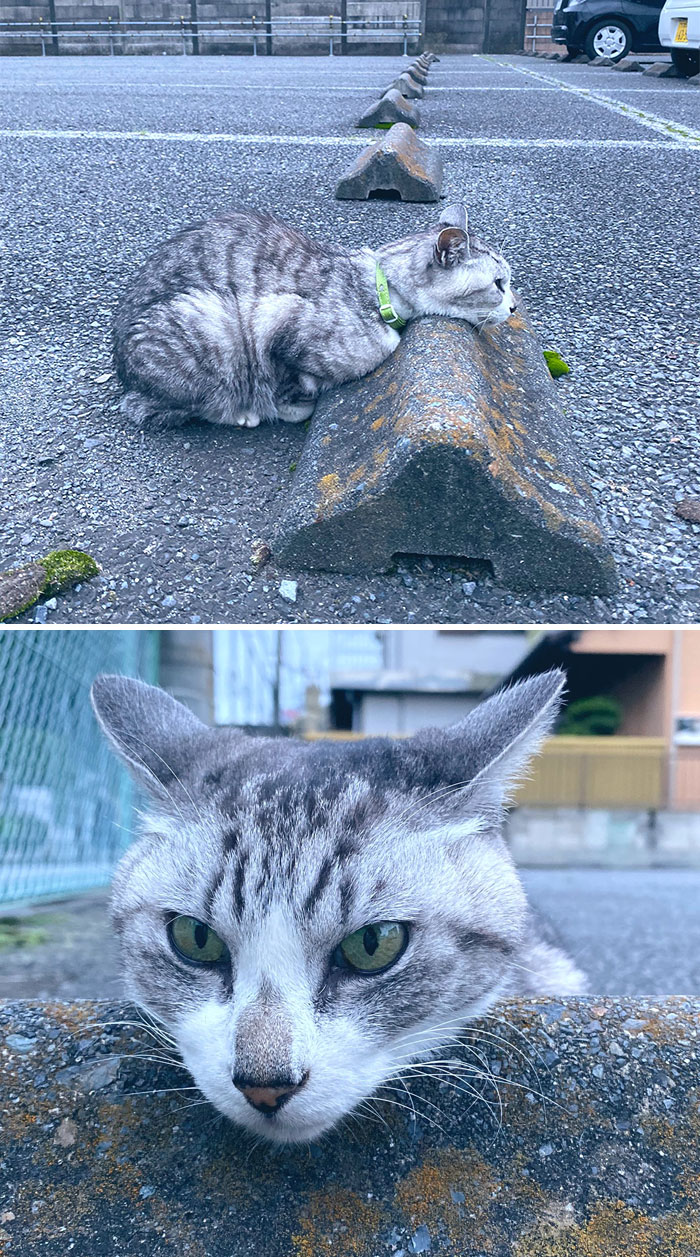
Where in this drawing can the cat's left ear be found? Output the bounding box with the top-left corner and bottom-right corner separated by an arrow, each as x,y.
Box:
434,226 -> 470,268
439,202 -> 469,233
409,670 -> 565,819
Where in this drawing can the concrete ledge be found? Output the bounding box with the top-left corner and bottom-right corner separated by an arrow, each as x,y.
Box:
272,311 -> 616,594
508,808 -> 700,867
2,997 -> 700,1256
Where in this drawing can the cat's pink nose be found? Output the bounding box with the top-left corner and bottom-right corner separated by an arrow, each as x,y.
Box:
233,1072 -> 308,1115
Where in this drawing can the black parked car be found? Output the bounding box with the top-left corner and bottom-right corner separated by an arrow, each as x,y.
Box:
551,0 -> 665,60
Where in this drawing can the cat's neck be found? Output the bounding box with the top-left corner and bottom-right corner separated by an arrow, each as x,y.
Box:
354,247 -> 416,326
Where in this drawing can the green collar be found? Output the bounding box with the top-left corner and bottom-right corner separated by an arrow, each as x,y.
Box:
375,262 -> 407,331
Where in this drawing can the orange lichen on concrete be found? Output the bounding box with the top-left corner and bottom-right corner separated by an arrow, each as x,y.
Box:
290,1188 -> 384,1257
394,1150 -> 499,1251
516,1198 -> 700,1257
317,473 -> 344,514
371,416 -> 385,430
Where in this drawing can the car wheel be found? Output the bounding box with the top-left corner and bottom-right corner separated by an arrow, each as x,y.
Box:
584,19 -> 631,61
671,47 -> 700,76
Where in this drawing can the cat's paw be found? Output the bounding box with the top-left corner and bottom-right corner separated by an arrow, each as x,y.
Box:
236,411 -> 262,428
277,400 -> 316,425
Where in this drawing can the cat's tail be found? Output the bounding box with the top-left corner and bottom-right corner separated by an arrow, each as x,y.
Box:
120,391 -> 193,430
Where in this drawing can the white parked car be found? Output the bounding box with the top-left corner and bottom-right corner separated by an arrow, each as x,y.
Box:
658,0 -> 700,75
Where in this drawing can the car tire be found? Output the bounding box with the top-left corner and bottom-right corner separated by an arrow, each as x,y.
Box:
671,47 -> 700,76
584,19 -> 631,62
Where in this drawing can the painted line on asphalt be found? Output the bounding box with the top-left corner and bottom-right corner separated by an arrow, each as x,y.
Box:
490,57 -> 700,147
0,128 -> 690,148
0,83 -> 563,93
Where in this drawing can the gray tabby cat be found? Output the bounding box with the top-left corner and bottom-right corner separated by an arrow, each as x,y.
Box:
112,202 -> 515,430
91,668 -> 585,1146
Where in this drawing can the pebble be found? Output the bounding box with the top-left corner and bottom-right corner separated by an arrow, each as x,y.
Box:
411,1225 -> 431,1253
161,594 -> 176,608
279,579 -> 297,603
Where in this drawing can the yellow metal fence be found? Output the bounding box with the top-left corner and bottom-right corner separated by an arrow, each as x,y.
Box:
514,738 -> 668,810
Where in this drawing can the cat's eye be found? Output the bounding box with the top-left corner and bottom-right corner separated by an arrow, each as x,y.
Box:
333,922 -> 408,975
168,915 -> 227,965
495,277 -> 507,292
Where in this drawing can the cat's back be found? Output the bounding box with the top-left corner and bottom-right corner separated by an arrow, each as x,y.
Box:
115,208 -> 318,324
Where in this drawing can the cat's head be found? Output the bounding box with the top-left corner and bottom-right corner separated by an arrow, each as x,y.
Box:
92,669 -> 563,1145
379,202 -> 515,328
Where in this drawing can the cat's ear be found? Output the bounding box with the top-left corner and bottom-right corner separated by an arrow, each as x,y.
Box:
409,670 -> 565,817
439,202 -> 469,233
91,675 -> 208,803
434,226 -> 470,268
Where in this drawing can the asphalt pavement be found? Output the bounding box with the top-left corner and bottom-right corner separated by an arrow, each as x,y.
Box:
1,53 -> 699,624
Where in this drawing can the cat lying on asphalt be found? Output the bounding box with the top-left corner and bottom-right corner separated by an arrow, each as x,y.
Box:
112,203 -> 515,431
92,669 -> 585,1146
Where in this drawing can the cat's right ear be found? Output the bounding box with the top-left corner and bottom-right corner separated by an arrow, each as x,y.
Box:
91,675 -> 208,804
434,226 -> 470,268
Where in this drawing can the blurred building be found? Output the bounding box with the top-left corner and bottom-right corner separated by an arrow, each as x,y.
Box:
329,630 -> 536,733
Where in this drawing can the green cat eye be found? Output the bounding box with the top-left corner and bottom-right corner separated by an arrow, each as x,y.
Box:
168,915 -> 227,965
334,922 -> 408,975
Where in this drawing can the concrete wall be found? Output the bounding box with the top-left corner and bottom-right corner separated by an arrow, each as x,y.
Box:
383,628 -> 530,676
425,0 -> 525,52
4,996 -> 699,1255
508,805 -> 700,866
0,0 -> 420,53
2,0 -> 522,53
360,690 -> 480,734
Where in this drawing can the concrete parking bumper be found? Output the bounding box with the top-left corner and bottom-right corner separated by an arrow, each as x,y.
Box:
272,310 -> 617,595
355,89 -> 421,130
335,123 -> 443,201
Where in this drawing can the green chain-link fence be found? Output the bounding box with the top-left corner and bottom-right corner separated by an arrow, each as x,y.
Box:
0,631 -> 159,905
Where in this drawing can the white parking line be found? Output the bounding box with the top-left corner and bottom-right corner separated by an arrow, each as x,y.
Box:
0,127 -> 689,148
0,83 -> 562,93
492,58 -> 700,147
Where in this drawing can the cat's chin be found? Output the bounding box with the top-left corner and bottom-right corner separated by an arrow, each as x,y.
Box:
235,1114 -> 337,1145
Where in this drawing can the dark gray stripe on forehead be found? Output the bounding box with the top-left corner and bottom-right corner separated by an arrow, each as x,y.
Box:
232,848 -> 250,920
303,856 -> 334,915
453,928 -> 515,956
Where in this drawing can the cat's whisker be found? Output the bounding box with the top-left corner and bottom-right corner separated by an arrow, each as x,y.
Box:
97,1048 -> 188,1070
396,1067 -> 503,1127
379,1081 -> 446,1122
121,1084 -> 201,1098
372,1091 -> 447,1135
90,1017 -> 178,1049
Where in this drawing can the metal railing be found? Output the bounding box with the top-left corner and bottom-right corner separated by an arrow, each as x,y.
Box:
0,14 -> 421,57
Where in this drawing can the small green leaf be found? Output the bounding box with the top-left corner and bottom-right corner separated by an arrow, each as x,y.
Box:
544,350 -> 571,379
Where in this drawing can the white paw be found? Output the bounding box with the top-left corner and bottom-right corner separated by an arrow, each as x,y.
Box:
277,401 -> 316,424
236,411 -> 262,428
